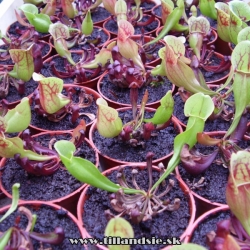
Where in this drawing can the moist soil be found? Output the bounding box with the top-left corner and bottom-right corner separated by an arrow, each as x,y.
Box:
83,167 -> 191,250
41,53 -> 104,84
1,133 -> 96,201
178,158 -> 229,204
91,6 -> 111,23
68,27 -> 109,50
0,204 -> 83,249
136,0 -> 156,11
99,74 -> 174,106
190,210 -> 231,248
173,93 -> 233,132
0,42 -> 50,65
30,86 -> 97,131
92,109 -> 179,163
4,78 -> 38,104
7,21 -> 50,39
104,15 -> 159,35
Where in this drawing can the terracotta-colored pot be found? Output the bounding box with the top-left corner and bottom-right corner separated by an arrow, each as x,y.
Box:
42,52 -> 106,89
48,26 -> 111,51
89,109 -> 183,170
102,35 -> 165,67
0,130 -> 99,215
103,15 -> 161,38
97,71 -> 175,109
77,164 -> 196,250
175,131 -> 229,208
152,4 -> 162,25
28,84 -> 101,134
140,0 -> 157,14
184,205 -> 229,245
213,36 -> 232,55
0,200 -> 85,243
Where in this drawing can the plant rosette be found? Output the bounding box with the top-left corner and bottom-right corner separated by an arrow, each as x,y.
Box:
183,205 -> 230,247
48,26 -> 111,51
41,52 -> 107,89
89,106 -> 182,169
29,83 -> 101,134
102,35 -> 166,68
97,71 -> 175,110
0,130 -> 99,214
175,128 -> 250,208
103,14 -> 161,38
77,164 -> 196,250
173,84 -> 234,131
0,200 -> 85,249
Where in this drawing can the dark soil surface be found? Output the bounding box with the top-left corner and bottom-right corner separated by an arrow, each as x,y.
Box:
0,204 -> 82,249
173,93 -> 233,132
7,21 -> 50,39
91,6 -> 111,23
190,210 -> 231,248
92,110 -> 179,162
41,53 -> 104,84
104,15 -> 159,35
140,1 -> 156,11
1,133 -> 96,201
69,27 -> 109,50
0,45 -> 13,65
0,42 -> 50,65
30,86 -> 97,131
153,5 -> 161,18
99,74 -> 173,106
83,167 -> 191,250
178,160 -> 229,204
3,78 -> 38,104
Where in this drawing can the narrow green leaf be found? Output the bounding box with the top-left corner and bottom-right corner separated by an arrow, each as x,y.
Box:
0,183 -> 20,223
0,228 -> 13,249
54,140 -> 140,194
199,0 -> 217,20
81,10 -> 93,35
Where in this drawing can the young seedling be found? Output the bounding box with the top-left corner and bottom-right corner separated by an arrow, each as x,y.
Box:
0,43 -> 42,98
96,90 -> 174,148
215,1 -> 250,45
0,183 -> 65,249
18,3 -> 52,33
54,93 -> 213,224
32,72 -> 96,124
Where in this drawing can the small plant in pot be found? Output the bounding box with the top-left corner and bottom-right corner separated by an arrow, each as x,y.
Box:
0,183 -> 65,249
0,43 -> 42,101
99,19 -> 173,109
54,140 -> 195,249
103,0 -> 158,36
30,72 -> 97,132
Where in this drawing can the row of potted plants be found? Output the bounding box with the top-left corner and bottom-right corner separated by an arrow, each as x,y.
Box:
1,0 -> 250,249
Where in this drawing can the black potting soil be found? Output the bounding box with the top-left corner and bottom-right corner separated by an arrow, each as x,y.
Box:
178,161 -> 228,204
92,109 -> 179,163
41,53 -> 104,84
4,78 -> 38,104
104,15 -> 159,35
1,133 -> 96,201
30,86 -> 97,131
190,210 -> 231,248
67,27 -> 109,51
91,6 -> 111,23
83,168 -> 191,250
138,1 -> 156,11
153,5 -> 161,18
0,204 -> 82,249
99,74 -> 173,106
8,21 -> 49,39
